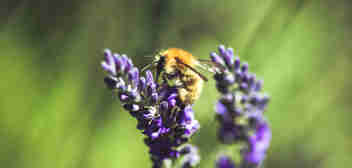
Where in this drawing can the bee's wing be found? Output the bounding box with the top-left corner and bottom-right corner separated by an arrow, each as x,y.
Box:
175,58 -> 209,82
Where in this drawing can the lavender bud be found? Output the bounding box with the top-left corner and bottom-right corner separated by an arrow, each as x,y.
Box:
120,54 -> 128,67
128,67 -> 140,87
216,155 -> 236,168
151,93 -> 159,104
127,68 -> 135,83
241,95 -> 248,104
128,89 -> 139,101
181,153 -> 200,168
103,49 -> 112,61
239,83 -> 248,92
254,80 -> 263,92
216,101 -> 228,116
101,50 -> 116,75
258,94 -> 270,111
218,123 -> 239,144
248,74 -> 256,90
211,52 -> 224,66
234,69 -> 242,82
181,105 -> 194,122
168,99 -> 177,108
160,101 -> 169,112
224,74 -> 235,85
139,77 -> 146,91
180,145 -> 193,155
145,70 -> 154,84
221,93 -> 234,104
116,80 -> 126,90
167,93 -> 178,101
119,93 -> 129,102
241,62 -> 248,74
125,58 -> 133,73
234,56 -> 240,71
242,73 -> 249,83
183,120 -> 199,136
249,96 -> 259,105
218,45 -> 227,57
104,50 -> 114,67
224,48 -> 234,68
146,83 -> 157,97
104,76 -> 117,89
123,104 -> 139,112
245,121 -> 271,165
112,53 -> 121,72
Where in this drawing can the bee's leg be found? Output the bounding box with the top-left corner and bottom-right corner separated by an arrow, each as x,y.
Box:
162,73 -> 172,85
156,68 -> 162,83
161,72 -> 184,87
181,74 -> 195,91
166,71 -> 180,80
174,84 -> 186,89
168,105 -> 181,125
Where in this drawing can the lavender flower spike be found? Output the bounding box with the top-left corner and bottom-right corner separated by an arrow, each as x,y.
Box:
211,45 -> 271,167
101,49 -> 200,168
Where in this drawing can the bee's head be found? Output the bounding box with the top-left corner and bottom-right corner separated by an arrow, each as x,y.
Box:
141,51 -> 166,82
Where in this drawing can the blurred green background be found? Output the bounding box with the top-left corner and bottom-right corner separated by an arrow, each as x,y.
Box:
1,0 -> 351,167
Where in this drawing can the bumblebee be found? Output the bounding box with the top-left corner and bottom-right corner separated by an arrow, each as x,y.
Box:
147,48 -> 213,105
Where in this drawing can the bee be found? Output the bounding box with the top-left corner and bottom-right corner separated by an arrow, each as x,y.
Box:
145,48 -> 215,105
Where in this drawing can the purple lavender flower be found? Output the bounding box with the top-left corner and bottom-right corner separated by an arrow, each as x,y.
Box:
211,45 -> 271,167
179,144 -> 200,168
101,49 -> 200,168
245,120 -> 271,165
216,155 -> 236,168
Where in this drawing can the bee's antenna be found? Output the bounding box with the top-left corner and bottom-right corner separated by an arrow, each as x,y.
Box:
143,55 -> 154,58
